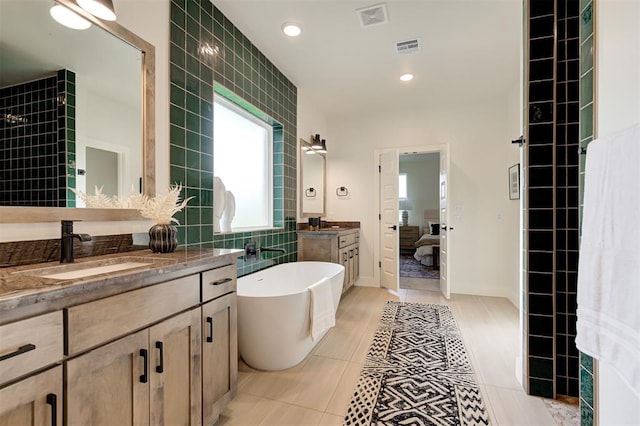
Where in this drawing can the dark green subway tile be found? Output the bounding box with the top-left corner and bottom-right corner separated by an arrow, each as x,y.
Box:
186,55 -> 200,78
186,149 -> 201,170
186,130 -> 200,151
580,352 -> 594,373
170,83 -> 186,108
170,144 -> 186,167
186,225 -> 201,243
580,103 -> 594,140
170,22 -> 186,47
170,43 -> 185,69
580,401 -> 594,426
170,104 -> 185,127
186,111 -> 200,132
529,378 -> 554,398
186,72 -> 200,94
185,167 -> 200,188
170,165 -> 186,186
170,63 -> 186,87
580,36 -> 593,75
581,4 -> 593,39
200,153 -> 213,172
580,70 -> 593,107
580,366 -> 594,407
170,124 -> 186,147
170,1 -> 186,29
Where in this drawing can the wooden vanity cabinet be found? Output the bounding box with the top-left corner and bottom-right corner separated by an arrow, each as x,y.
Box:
0,365 -> 62,426
298,229 -> 359,293
64,262 -> 238,426
0,310 -> 63,426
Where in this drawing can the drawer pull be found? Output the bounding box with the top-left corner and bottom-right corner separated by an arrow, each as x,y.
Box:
0,343 -> 36,362
349,249 -> 354,259
46,393 -> 57,426
210,277 -> 232,286
155,341 -> 164,374
206,317 -> 214,343
139,349 -> 148,383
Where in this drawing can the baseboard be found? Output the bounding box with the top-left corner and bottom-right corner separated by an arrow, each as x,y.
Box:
354,276 -> 378,287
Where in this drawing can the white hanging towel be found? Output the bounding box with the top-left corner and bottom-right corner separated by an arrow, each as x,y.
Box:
308,277 -> 336,341
575,123 -> 640,398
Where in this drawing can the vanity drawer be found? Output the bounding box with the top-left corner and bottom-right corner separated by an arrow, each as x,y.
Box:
202,264 -> 237,302
338,233 -> 357,248
66,275 -> 199,355
0,311 -> 63,385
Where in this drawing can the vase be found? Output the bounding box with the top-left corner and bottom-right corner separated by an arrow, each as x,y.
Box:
148,224 -> 177,253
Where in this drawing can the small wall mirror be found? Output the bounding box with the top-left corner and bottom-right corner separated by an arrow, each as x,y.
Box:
0,0 -> 154,222
300,138 -> 325,217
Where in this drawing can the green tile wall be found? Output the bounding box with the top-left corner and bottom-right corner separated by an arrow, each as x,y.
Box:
169,0 -> 297,276
578,0 -> 596,423
61,69 -> 77,207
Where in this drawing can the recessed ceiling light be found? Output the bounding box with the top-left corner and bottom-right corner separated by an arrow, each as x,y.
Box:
50,4 -> 92,30
400,73 -> 414,82
282,23 -> 302,37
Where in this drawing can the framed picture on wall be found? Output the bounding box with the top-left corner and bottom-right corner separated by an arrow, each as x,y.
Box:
509,164 -> 520,200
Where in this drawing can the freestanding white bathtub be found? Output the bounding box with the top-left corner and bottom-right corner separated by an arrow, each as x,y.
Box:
237,261 -> 345,371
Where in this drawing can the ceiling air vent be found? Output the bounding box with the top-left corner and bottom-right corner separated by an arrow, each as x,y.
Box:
394,38 -> 421,54
356,3 -> 389,27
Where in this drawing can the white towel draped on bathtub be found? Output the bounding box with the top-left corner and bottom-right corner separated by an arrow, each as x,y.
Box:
575,123 -> 640,398
308,277 -> 335,341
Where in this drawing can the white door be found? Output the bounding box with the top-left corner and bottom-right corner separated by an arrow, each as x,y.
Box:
379,151 -> 399,291
439,147 -> 451,299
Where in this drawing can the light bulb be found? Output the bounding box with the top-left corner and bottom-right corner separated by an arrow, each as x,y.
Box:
50,4 -> 92,30
77,0 -> 116,21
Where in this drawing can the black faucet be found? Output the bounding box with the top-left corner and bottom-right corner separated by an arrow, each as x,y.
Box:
260,246 -> 287,254
60,220 -> 92,263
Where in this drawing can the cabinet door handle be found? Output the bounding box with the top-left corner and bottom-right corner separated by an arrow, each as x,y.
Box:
155,341 -> 164,373
206,317 -> 214,343
388,225 -> 397,230
139,349 -> 148,383
0,343 -> 36,362
349,249 -> 354,259
343,252 -> 348,262
46,393 -> 57,426
355,247 -> 359,255
210,277 -> 232,286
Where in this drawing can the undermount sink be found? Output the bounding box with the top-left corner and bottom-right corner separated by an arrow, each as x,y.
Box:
14,256 -> 174,280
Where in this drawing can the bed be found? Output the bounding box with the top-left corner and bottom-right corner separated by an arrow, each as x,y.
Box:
413,209 -> 441,267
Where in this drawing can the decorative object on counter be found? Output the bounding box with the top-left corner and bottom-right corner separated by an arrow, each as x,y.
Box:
336,186 -> 349,197
308,217 -> 320,231
399,198 -> 413,226
135,184 -> 193,253
213,176 -> 236,233
220,190 -> 235,233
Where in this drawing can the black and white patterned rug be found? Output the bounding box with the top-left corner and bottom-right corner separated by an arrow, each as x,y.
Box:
344,302 -> 490,426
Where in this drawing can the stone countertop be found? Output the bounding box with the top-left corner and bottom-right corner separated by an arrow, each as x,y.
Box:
0,247 -> 243,324
297,226 -> 359,235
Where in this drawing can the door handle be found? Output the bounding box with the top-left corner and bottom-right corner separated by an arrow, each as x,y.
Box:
139,349 -> 148,383
388,225 -> 397,230
46,393 -> 57,426
155,341 -> 164,373
206,316 -> 214,343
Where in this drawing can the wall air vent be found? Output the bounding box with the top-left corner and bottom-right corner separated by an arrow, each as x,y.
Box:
356,3 -> 389,27
394,38 -> 421,54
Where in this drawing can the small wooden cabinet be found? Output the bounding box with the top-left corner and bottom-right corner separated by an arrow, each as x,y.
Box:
399,226 -> 420,253
298,228 -> 359,293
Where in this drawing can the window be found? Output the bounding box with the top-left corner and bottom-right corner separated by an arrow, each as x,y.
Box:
213,96 -> 273,230
399,173 -> 407,199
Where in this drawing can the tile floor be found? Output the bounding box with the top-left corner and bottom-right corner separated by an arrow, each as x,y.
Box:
218,285 -> 576,425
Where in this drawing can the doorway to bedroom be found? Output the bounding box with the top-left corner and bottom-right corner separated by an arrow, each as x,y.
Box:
398,152 -> 441,291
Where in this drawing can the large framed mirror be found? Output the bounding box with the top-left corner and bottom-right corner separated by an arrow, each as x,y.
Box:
0,0 -> 155,222
300,138 -> 325,217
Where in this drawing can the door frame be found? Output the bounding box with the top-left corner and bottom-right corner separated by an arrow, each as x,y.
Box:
373,144 -> 451,292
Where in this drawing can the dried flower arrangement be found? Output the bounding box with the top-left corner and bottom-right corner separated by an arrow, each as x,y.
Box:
71,184 -> 194,225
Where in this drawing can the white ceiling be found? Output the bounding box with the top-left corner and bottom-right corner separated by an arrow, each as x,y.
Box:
212,0 -> 522,118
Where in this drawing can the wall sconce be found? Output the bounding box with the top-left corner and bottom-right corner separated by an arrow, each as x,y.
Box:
50,0 -> 117,30
308,134 -> 327,154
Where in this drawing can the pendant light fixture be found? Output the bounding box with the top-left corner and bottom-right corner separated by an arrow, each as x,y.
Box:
77,0 -> 117,21
50,3 -> 92,30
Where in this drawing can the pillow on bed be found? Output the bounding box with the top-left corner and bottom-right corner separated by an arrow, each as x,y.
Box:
428,221 -> 440,236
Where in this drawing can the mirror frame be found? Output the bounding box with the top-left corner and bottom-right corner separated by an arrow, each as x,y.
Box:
300,138 -> 326,218
0,0 -> 155,223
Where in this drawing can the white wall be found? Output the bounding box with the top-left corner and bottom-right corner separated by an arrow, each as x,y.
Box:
399,154 -> 440,228
595,0 -> 640,423
326,94 -> 521,298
